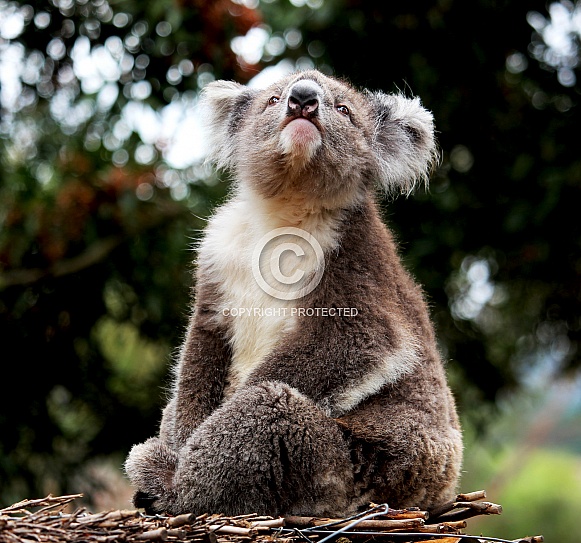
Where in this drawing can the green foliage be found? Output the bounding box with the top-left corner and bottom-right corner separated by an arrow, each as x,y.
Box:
492,449 -> 581,542
0,0 -> 243,503
461,383 -> 581,543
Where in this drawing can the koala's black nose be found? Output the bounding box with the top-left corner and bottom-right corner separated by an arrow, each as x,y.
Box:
287,80 -> 321,117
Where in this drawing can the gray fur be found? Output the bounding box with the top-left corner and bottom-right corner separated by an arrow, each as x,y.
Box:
125,70 -> 462,516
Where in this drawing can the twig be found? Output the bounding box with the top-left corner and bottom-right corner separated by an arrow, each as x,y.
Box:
430,503 -> 502,524
209,523 -> 256,536
0,491 -> 542,543
285,514 -> 425,530
250,518 -> 285,529
457,491 -> 487,502
135,527 -> 168,540
0,494 -> 83,515
429,491 -> 487,518
166,512 -> 196,527
419,520 -> 468,533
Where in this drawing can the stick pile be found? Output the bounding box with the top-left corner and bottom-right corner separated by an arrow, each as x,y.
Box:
0,491 -> 543,543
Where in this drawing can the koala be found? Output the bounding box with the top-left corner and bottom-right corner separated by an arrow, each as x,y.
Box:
125,70 -> 463,517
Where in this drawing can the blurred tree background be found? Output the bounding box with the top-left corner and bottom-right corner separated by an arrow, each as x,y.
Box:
1,0 -> 580,540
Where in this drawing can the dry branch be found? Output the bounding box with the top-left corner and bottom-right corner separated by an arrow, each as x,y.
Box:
428,490 -> 503,524
165,512 -> 195,527
284,515 -> 425,531
457,491 -> 487,502
0,493 -> 83,515
431,502 -> 503,523
135,527 -> 168,540
420,520 -> 468,533
365,506 -> 430,520
429,491 -> 487,518
0,491 -> 542,543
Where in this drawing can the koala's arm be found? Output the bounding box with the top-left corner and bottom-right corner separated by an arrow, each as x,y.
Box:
244,319 -> 410,418
246,202 -> 429,418
160,295 -> 231,449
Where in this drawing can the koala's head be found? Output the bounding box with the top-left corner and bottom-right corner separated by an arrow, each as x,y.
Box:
200,70 -> 437,208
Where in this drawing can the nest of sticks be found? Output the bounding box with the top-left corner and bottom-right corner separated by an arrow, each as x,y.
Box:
0,491 -> 543,543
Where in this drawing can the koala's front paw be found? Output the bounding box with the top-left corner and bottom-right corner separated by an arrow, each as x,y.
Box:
124,437 -> 179,514
133,490 -> 166,515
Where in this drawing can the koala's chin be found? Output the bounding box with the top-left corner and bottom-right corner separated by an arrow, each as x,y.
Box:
279,118 -> 323,170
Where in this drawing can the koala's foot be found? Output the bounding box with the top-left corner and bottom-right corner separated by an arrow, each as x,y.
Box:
124,437 -> 179,515
172,381 -> 356,516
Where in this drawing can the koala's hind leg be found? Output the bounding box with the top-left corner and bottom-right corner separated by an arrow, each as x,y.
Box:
171,381 -> 355,516
124,436 -> 179,514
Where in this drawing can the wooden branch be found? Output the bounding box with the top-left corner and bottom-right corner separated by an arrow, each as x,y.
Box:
250,518 -> 285,529
428,489 -> 502,525
368,506 -> 430,520
209,524 -> 254,536
383,509 -> 429,520
135,527 -> 167,540
419,520 -> 468,533
0,493 -> 83,515
0,491 -> 542,543
166,512 -> 195,527
284,515 -> 424,531
457,491 -> 487,502
431,502 -> 503,523
428,490 -> 487,518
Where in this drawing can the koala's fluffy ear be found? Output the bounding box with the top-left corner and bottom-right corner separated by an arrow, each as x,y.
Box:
199,81 -> 259,171
368,91 -> 439,195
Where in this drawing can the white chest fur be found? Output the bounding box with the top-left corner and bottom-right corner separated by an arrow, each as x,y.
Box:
198,188 -> 342,394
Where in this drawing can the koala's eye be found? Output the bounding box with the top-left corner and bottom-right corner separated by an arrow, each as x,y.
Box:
268,96 -> 281,106
336,105 -> 350,116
